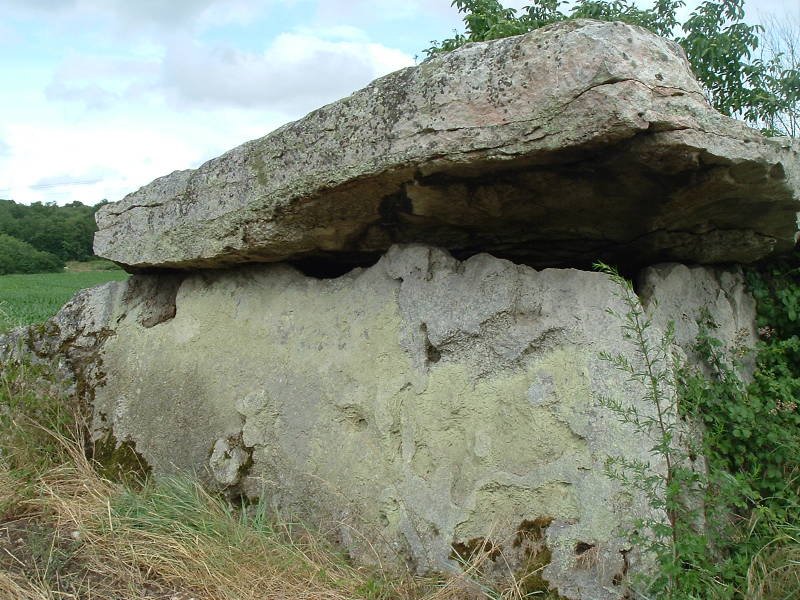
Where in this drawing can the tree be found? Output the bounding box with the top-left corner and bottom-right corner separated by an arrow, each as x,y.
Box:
426,0 -> 799,136
0,234 -> 64,275
0,199 -> 103,263
757,10 -> 800,137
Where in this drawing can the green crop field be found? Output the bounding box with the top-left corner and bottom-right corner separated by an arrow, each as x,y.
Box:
0,270 -> 130,333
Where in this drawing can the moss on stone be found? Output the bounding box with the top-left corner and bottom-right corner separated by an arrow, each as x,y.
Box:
250,155 -> 269,188
513,517 -> 569,599
92,432 -> 151,486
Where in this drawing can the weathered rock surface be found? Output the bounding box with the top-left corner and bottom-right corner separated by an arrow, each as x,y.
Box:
94,19 -> 800,272
641,263 -> 759,377
0,245 -> 760,599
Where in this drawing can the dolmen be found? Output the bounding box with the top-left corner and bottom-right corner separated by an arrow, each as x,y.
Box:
3,19 -> 798,600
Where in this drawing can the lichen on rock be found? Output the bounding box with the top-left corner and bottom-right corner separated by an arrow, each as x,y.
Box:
94,19 -> 798,272
2,17 -> 793,600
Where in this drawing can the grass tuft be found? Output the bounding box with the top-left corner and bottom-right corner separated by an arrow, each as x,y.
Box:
747,524 -> 800,600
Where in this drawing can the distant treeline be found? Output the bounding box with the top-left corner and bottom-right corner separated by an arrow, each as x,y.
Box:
0,199 -> 108,275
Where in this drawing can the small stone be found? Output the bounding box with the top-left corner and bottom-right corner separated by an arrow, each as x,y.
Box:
208,438 -> 249,488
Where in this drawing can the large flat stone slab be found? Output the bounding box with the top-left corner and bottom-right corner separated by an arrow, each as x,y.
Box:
95,19 -> 799,270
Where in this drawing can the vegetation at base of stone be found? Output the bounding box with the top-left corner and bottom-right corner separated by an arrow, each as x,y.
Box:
714,246 -> 800,598
0,359 -> 81,509
0,270 -> 129,334
597,259 -> 800,599
426,0 -> 800,136
0,357 -> 544,600
0,199 -> 108,274
677,318 -> 800,600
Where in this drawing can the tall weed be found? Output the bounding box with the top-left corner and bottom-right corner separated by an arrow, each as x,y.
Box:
597,257 -> 800,599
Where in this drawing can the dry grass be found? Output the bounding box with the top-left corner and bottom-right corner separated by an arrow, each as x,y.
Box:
1,447 -> 551,600
0,570 -> 51,600
747,531 -> 800,600
2,438 -> 458,600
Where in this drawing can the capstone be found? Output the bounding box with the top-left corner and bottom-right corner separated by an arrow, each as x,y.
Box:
94,20 -> 799,271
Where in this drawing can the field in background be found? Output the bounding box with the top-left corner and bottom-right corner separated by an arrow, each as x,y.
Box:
0,267 -> 129,332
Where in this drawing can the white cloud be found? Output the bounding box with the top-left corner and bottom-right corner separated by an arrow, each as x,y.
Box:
0,20 -> 22,45
750,0 -> 800,22
44,82 -> 120,110
45,53 -> 159,110
4,0 -> 78,9
296,24 -> 372,42
315,0 -> 461,23
3,0 -> 276,34
10,0 -> 417,207
1,123 -> 201,205
194,0 -> 282,29
160,31 -> 414,114
93,0 -> 221,27
0,107 -> 290,205
42,20 -> 413,115
0,0 -> 445,207
31,166 -> 119,191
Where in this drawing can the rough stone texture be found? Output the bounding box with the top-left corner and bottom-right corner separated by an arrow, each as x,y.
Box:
208,437 -> 250,489
2,245 -> 761,599
0,281 -> 127,403
94,20 -> 800,272
640,263 -> 759,378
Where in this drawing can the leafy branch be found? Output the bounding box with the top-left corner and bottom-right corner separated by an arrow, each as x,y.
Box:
427,0 -> 799,136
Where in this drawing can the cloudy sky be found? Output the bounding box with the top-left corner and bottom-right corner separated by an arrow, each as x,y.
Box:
0,0 -> 792,206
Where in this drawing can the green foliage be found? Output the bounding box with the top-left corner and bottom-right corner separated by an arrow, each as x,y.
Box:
744,250 -> 800,479
680,0 -> 762,121
597,258 -> 800,599
0,358 -> 80,507
0,233 -> 64,275
595,262 -> 711,598
747,250 -> 800,340
684,319 -> 800,504
0,198 -> 106,265
740,247 -> 800,512
0,270 -> 130,332
677,321 -> 798,597
427,1 -> 799,134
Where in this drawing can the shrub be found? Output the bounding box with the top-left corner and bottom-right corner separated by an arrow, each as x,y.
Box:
598,257 -> 800,599
0,234 -> 64,275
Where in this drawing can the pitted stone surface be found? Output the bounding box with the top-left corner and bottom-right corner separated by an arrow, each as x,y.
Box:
94,20 -> 799,271
3,245 -> 761,599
